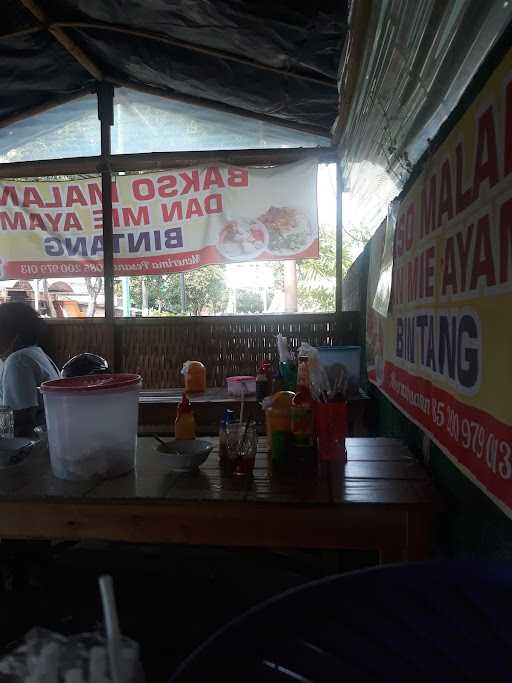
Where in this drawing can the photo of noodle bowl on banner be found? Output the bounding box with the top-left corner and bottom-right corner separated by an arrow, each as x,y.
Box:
217,206 -> 314,261
259,206 -> 314,256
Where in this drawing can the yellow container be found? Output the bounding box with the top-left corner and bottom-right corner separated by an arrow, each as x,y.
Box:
265,391 -> 295,448
183,361 -> 206,393
175,411 -> 196,440
265,407 -> 293,448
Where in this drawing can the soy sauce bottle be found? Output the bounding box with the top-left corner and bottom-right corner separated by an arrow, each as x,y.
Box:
256,364 -> 269,401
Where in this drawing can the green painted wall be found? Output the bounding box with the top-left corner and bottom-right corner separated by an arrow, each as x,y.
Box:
345,241 -> 512,560
374,387 -> 512,560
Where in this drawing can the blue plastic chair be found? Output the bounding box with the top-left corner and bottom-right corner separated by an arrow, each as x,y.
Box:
170,561 -> 512,682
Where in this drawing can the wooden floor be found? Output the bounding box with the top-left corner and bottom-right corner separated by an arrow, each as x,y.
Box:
0,437 -> 439,563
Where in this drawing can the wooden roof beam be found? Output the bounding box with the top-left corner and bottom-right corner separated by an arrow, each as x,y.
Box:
0,89 -> 95,129
107,78 -> 331,139
18,0 -> 103,80
52,20 -> 338,90
0,79 -> 331,138
332,0 -> 372,143
0,147 -> 336,180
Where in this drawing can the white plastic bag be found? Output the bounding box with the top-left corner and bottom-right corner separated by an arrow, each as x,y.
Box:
297,343 -> 330,400
276,334 -> 293,363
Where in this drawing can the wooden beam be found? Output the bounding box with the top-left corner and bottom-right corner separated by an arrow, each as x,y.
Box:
335,159 -> 343,314
0,89 -> 94,129
97,83 -> 115,321
108,78 -> 331,139
0,26 -> 41,40
0,499 -> 409,549
53,20 -> 338,90
332,0 -> 372,143
18,0 -> 104,80
0,146 -> 336,179
0,155 -> 99,178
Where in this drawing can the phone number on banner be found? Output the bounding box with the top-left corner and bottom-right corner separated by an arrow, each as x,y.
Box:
384,362 -> 512,508
432,399 -> 511,480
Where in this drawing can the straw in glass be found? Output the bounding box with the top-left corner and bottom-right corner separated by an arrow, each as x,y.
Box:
99,575 -> 123,683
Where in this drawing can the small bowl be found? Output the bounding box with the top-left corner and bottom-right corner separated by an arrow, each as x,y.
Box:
156,439 -> 213,472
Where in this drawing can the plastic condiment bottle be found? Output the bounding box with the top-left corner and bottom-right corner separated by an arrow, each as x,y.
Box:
256,364 -> 269,401
183,361 -> 206,393
272,366 -> 286,395
175,393 -> 196,440
263,361 -> 273,386
291,356 -> 315,461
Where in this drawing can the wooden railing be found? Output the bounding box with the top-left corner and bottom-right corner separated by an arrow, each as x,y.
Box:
45,312 -> 360,389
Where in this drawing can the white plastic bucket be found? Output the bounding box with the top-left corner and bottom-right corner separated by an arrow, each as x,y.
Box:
41,373 -> 142,481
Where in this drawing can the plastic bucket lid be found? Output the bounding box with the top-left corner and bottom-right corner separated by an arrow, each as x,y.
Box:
41,373 -> 142,393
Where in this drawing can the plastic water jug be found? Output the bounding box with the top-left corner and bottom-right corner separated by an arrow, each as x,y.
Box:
41,373 -> 142,481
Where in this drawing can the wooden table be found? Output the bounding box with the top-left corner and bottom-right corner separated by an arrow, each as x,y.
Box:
0,438 -> 438,563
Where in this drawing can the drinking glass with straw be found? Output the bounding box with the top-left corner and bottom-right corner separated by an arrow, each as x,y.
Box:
225,418 -> 257,477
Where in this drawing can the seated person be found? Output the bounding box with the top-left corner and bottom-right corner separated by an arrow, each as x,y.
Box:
0,302 -> 59,436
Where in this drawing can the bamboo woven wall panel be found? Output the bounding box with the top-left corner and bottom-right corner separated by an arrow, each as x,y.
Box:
45,322 -> 115,371
116,313 -> 360,389
45,313 -> 360,387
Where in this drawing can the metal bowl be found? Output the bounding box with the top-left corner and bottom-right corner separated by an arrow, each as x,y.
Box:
155,439 -> 213,472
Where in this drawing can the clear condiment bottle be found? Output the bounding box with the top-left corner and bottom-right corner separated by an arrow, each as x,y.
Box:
175,393 -> 196,440
272,366 -> 286,395
219,408 -> 235,464
291,356 -> 315,461
296,354 -> 310,390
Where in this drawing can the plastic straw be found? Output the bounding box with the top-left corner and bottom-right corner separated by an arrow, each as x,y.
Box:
239,417 -> 252,454
239,384 -> 246,428
99,575 -> 123,683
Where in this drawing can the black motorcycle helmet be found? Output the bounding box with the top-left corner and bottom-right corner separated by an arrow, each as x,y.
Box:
61,353 -> 109,378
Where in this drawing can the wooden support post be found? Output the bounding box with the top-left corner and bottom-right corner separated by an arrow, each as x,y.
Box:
97,84 -> 115,321
284,260 -> 298,312
335,159 -> 343,315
